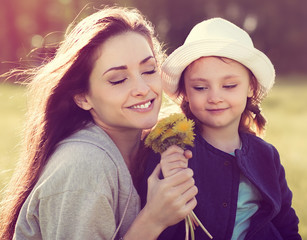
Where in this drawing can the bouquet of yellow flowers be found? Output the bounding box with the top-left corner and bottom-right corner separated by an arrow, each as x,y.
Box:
145,113 -> 213,240
145,113 -> 195,154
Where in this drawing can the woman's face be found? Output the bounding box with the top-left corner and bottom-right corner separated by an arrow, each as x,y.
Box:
77,31 -> 162,132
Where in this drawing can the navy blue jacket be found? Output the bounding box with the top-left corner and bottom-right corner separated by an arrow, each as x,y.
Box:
140,132 -> 301,240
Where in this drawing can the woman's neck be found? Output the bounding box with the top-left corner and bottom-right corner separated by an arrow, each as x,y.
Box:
101,126 -> 142,172
201,126 -> 241,153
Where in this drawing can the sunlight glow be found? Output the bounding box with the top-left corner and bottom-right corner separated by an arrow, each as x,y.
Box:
243,15 -> 258,33
58,0 -> 71,5
31,35 -> 43,48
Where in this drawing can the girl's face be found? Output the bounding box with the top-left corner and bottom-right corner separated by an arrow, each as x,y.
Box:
76,31 -> 162,132
184,56 -> 253,134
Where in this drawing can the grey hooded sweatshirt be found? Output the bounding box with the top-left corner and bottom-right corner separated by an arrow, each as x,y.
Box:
14,123 -> 140,240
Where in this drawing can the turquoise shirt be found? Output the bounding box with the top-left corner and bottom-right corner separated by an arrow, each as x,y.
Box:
229,152 -> 260,240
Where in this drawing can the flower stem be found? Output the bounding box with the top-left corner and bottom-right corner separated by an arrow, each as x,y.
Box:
185,217 -> 189,240
187,215 -> 195,240
190,211 -> 213,239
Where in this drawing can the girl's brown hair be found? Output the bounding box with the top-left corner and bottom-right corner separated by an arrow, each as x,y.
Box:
177,57 -> 267,136
0,6 -> 163,239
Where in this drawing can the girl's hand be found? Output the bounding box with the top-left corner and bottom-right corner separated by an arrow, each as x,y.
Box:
160,145 -> 193,178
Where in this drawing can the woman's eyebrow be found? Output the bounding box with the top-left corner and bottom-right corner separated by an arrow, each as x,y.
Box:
140,55 -> 154,65
103,65 -> 127,76
102,56 -> 154,76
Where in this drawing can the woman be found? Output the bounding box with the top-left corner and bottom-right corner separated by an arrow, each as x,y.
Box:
0,7 -> 197,240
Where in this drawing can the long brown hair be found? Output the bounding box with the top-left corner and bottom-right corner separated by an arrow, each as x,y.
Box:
0,6 -> 163,239
177,57 -> 267,136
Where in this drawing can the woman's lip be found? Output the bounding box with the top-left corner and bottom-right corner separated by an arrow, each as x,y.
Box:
128,99 -> 154,110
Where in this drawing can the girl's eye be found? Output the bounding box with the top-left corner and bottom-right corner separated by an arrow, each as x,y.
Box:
193,86 -> 207,91
109,78 -> 127,85
224,84 -> 237,89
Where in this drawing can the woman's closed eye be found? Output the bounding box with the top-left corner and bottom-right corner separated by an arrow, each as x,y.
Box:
109,78 -> 127,85
109,66 -> 157,85
142,68 -> 157,75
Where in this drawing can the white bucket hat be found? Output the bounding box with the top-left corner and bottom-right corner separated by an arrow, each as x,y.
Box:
162,18 -> 275,99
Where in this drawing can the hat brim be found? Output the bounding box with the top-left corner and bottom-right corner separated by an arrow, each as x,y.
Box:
162,39 -> 275,98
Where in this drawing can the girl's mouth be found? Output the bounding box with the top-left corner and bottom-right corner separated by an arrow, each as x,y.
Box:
207,107 -> 228,113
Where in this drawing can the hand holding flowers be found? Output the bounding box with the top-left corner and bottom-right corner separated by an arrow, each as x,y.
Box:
145,113 -> 213,240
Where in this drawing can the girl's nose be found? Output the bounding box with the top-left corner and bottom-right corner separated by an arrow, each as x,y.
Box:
131,75 -> 150,97
207,89 -> 223,103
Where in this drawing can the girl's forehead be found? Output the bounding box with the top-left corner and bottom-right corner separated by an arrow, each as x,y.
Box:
186,56 -> 251,75
183,56 -> 254,85
188,56 -> 243,67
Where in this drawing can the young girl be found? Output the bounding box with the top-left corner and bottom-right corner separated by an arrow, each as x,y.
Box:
0,7 -> 198,240
141,18 -> 301,239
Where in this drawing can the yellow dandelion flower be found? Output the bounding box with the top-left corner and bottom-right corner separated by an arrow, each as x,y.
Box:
151,141 -> 162,154
161,129 -> 176,142
183,137 -> 194,147
145,113 -> 195,153
145,125 -> 166,148
150,126 -> 164,140
154,118 -> 171,132
186,130 -> 195,143
160,113 -> 185,127
173,119 -> 194,134
168,113 -> 186,123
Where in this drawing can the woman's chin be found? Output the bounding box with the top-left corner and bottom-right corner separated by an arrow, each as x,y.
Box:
139,118 -> 158,130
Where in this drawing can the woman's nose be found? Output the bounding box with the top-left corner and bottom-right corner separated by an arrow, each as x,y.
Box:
131,75 -> 150,96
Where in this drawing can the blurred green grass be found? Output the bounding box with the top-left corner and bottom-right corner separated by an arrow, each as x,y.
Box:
261,78 -> 307,238
0,77 -> 306,237
0,83 -> 26,189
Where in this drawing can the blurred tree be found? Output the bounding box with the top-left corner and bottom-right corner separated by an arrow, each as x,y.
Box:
135,0 -> 307,75
135,0 -> 206,50
0,0 -> 23,72
1,0 -> 306,78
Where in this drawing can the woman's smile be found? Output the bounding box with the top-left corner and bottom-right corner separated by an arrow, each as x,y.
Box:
128,99 -> 154,111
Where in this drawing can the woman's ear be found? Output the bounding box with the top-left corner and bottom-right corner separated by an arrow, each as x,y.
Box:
184,94 -> 189,103
73,93 -> 92,110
